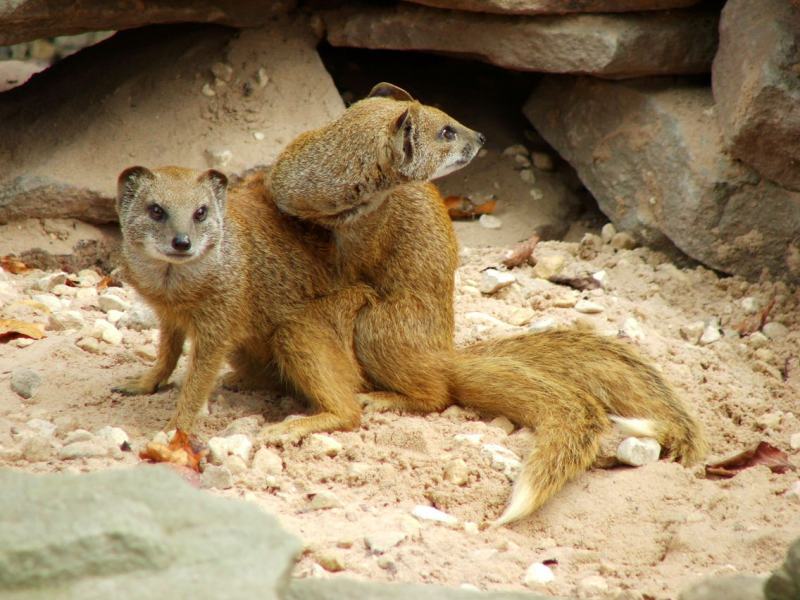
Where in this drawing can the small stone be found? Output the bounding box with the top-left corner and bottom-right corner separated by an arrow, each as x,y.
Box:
741,297 -> 760,315
25,419 -> 56,437
252,131 -> 265,141
514,154 -> 531,167
365,531 -> 406,554
377,556 -> 396,571
454,433 -> 483,445
528,317 -> 557,333
479,268 -> 516,294
757,412 -> 782,429
98,293 -> 130,313
204,146 -> 232,168
252,447 -> 283,476
76,337 -> 102,354
221,415 -> 264,437
699,319 -> 722,345
790,432 -> 800,450
95,426 -> 129,447
616,437 -> 661,466
411,505 -> 458,525
490,416 -> 515,435
506,307 -> 535,327
533,254 -> 566,280
201,464 -> 233,489
524,562 -> 555,587
118,304 -> 158,331
64,429 -> 94,444
208,434 -> 253,465
315,552 -> 345,573
11,368 -> 41,399
552,295 -> 577,308
577,575 -> 608,598
680,321 -> 705,344
600,223 -> 617,243
307,433 -> 342,457
58,441 -> 109,460
482,444 -> 522,480
748,331 -> 769,348
502,144 -> 528,157
519,169 -> 535,183
460,583 -> 481,592
50,284 -> 77,297
255,67 -> 269,87
134,345 -> 157,361
75,287 -> 98,302
201,82 -> 216,97
211,61 -> 233,82
306,490 -> 342,511
575,299 -> 604,314
762,322 -> 789,340
621,317 -> 645,341
443,459 -> 470,486
21,435 -> 55,462
531,152 -> 554,171
33,272 -> 67,292
442,405 -> 468,419
754,348 -> 774,363
611,232 -> 637,250
592,270 -> 608,287
463,521 -> 479,534
47,310 -> 84,331
223,454 -> 248,475
478,214 -> 502,230
152,430 -> 170,446
101,325 -> 123,346
105,309 -> 124,324
529,188 -> 544,200
77,269 -> 102,287
14,338 -> 35,348
784,480 -> 800,503
32,293 -> 61,313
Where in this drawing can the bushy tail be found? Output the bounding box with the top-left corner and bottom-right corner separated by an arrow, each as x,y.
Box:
447,328 -> 706,525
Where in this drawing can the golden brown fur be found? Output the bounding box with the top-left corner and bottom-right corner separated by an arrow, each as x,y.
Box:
270,83 -> 708,524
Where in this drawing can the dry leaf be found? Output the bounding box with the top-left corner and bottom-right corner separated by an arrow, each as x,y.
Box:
96,275 -> 113,292
501,234 -> 540,268
444,195 -> 497,220
737,297 -> 776,336
0,319 -> 46,343
0,255 -> 30,274
705,441 -> 795,478
139,429 -> 208,472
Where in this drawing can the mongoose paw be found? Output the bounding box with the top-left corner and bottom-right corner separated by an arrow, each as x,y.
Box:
221,371 -> 249,392
112,377 -> 158,396
357,393 -> 402,414
257,422 -> 305,447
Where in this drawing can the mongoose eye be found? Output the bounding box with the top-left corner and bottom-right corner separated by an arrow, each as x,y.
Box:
194,206 -> 208,222
147,204 -> 165,222
439,126 -> 457,141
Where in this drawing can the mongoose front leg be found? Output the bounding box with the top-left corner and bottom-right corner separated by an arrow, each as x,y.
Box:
112,323 -> 185,396
165,336 -> 228,433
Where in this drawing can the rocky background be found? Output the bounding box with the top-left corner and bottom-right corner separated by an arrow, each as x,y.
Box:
1,1 -> 799,599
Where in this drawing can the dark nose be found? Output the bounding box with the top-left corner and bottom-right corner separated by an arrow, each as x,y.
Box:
477,132 -> 486,146
172,234 -> 191,252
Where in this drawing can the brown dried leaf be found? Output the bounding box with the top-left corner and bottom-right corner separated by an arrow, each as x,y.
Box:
705,441 -> 795,479
501,234 -> 540,269
0,319 -> 46,343
736,297 -> 776,336
139,429 -> 208,472
1,255 -> 30,274
444,195 -> 497,220
96,275 -> 113,292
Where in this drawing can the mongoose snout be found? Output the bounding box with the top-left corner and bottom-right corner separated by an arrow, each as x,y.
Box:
171,234 -> 191,252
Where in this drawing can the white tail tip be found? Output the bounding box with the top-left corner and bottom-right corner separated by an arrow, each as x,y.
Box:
609,416 -> 658,438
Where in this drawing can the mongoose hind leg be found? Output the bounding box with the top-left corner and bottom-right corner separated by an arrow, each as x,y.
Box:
112,323 -> 185,396
223,348 -> 285,394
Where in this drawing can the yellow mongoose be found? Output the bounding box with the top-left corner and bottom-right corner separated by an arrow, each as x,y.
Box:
112,167 -> 372,436
270,82 -> 708,524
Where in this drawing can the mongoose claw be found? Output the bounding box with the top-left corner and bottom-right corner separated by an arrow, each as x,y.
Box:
111,377 -> 157,396
357,393 -> 401,414
257,423 -> 304,447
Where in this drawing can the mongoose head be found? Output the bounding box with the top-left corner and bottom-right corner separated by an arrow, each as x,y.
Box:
116,166 -> 228,265
271,82 -> 485,226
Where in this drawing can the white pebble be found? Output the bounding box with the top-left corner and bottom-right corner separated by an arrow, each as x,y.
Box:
574,299 -> 604,314
524,562 -> 555,587
479,268 -> 516,294
533,254 -> 565,280
208,434 -> 253,465
592,270 -> 608,286
95,426 -> 129,447
519,169 -> 535,183
478,214 -> 502,230
679,321 -> 705,344
790,432 -> 800,450
25,419 -> 56,437
77,269 -> 102,287
616,437 -> 661,466
252,447 -> 283,475
600,223 -> 617,243
32,293 -> 61,313
101,325 -> 123,346
489,416 -> 515,435
463,521 -> 479,534
64,429 -> 94,444
502,144 -> 528,157
308,433 -> 342,457
748,331 -> 769,348
621,317 -> 645,341
514,154 -> 531,167
252,131 -> 265,141
118,304 -> 158,331
201,464 -> 233,489
365,531 -> 406,554
51,284 -> 77,297
411,505 -> 458,525
762,322 -> 789,340
699,318 -> 722,345
201,82 -> 216,97
58,441 -> 109,460
99,293 -> 130,313
306,490 -> 342,511
741,297 -> 760,315
33,272 -> 67,292
152,431 -> 169,445
482,444 -> 522,480
505,307 -> 535,327
47,310 -> 84,331
785,480 -> 800,503
528,317 -> 557,333
106,309 -> 124,324
444,459 -> 470,485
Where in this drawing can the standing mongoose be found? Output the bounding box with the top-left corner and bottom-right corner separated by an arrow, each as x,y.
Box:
269,82 -> 708,524
112,166 -> 372,437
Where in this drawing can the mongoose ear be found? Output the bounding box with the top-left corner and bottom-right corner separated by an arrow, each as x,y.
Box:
389,105 -> 418,166
117,166 -> 154,210
368,82 -> 414,102
198,169 -> 228,208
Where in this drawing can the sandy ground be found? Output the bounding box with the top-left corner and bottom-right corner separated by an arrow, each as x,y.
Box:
1,215 -> 798,599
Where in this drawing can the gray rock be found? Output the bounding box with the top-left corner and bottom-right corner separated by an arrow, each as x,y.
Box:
321,4 -> 717,78
712,0 -> 800,191
287,579 -> 547,600
117,303 -> 158,331
58,440 -> 109,460
0,468 -> 300,598
765,537 -> 800,600
679,575 -> 766,600
525,78 -> 800,280
403,0 -> 700,14
10,368 -> 41,399
201,464 -> 234,489
21,435 -> 55,462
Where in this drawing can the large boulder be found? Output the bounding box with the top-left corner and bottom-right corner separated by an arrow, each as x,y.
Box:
678,576 -> 766,600
0,467 -> 301,599
320,3 -> 718,79
765,538 -> 800,600
287,578 -> 552,599
402,0 -> 700,14
0,0 -> 294,46
0,17 -> 344,224
525,77 -> 800,281
712,0 -> 800,191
